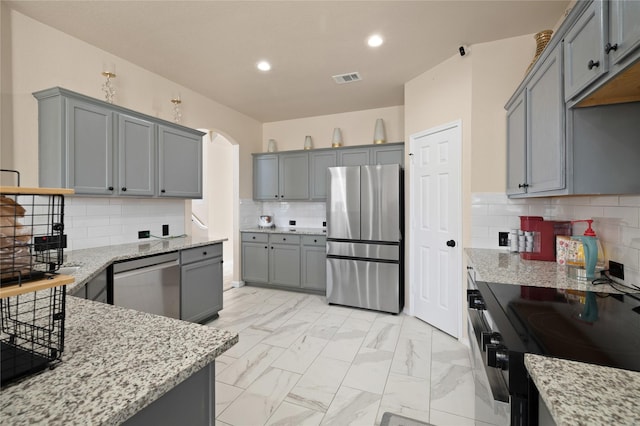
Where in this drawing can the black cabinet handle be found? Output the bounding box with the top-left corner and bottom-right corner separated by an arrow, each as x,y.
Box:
588,59 -> 600,70
518,183 -> 529,188
283,238 -> 286,241
203,251 -> 207,255
605,43 -> 618,54
108,186 -> 114,191
275,195 -> 278,198
264,246 -> 268,249
161,189 -> 166,193
121,187 -> 127,192
314,239 -> 317,243
271,246 -> 274,250
252,236 -> 256,240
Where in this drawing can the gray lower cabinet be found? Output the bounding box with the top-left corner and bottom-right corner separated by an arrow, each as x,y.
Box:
118,114 -> 155,196
241,232 -> 325,293
34,87 -> 204,199
158,125 -> 203,198
180,244 -> 223,323
309,151 -> 336,200
301,236 -> 326,291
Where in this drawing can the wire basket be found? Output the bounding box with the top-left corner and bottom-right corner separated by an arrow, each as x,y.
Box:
1,285 -> 66,386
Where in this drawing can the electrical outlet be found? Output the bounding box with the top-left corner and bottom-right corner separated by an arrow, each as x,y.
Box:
138,230 -> 150,239
609,260 -> 624,280
498,232 -> 509,247
162,224 -> 169,236
289,220 -> 296,226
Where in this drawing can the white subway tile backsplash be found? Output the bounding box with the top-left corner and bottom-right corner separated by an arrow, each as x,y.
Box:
602,206 -> 640,227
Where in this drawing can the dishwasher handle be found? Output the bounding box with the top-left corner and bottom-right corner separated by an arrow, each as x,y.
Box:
113,260 -> 179,280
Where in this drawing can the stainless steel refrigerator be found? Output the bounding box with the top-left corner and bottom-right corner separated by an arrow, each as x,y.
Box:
326,164 -> 404,314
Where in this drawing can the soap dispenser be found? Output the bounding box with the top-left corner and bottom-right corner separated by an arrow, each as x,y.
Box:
571,219 -> 605,279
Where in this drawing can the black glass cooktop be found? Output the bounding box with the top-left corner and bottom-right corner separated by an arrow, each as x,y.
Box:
479,282 -> 640,373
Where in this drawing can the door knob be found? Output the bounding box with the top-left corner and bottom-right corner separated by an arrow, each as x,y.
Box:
446,240 -> 456,247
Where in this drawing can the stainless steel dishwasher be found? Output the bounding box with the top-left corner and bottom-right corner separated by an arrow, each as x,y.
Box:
112,252 -> 180,319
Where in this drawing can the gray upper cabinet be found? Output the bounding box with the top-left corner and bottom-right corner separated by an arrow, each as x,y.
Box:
337,148 -> 370,166
158,125 -> 203,198
505,92 -> 526,196
279,152 -> 309,200
118,114 -> 155,196
371,145 -> 404,166
65,98 -> 114,195
34,87 -> 204,199
253,154 -> 280,201
608,0 -> 640,66
309,151 -> 336,200
527,43 -> 565,194
564,0 -> 608,101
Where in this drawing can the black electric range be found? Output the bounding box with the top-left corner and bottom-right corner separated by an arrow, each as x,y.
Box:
468,275 -> 640,425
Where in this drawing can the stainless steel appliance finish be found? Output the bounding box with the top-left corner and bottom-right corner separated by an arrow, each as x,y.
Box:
113,252 -> 180,319
326,164 -> 403,314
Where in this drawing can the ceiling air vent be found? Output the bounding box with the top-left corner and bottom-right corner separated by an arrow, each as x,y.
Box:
332,72 -> 362,84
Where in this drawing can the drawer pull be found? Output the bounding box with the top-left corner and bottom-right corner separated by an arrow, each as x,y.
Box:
121,187 -> 127,192
108,186 -> 114,191
314,239 -> 317,243
588,59 -> 600,70
203,251 -> 207,255
283,238 -> 286,241
605,43 -> 618,54
252,236 -> 256,240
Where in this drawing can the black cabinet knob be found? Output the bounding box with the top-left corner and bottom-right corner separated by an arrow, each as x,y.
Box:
605,42 -> 618,54
275,195 -> 278,198
108,186 -> 114,191
252,236 -> 256,240
161,189 -> 166,193
446,240 -> 456,247
203,251 -> 207,255
271,246 -> 274,250
314,239 -> 317,243
283,238 -> 286,241
121,187 -> 127,192
588,59 -> 600,70
264,246 -> 268,249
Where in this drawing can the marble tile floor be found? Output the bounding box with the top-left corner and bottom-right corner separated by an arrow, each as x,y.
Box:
207,286 -> 496,426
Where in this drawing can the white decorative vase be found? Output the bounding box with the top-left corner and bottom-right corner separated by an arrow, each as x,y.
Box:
304,135 -> 313,150
373,118 -> 386,144
331,128 -> 343,148
267,139 -> 277,152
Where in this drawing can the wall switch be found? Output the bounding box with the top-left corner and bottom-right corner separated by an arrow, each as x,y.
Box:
162,224 -> 169,236
609,260 -> 624,280
498,232 -> 509,247
138,230 -> 150,239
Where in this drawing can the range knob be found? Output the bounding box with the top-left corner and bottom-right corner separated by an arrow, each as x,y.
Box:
486,344 -> 509,370
481,332 -> 503,351
466,289 -> 480,301
468,294 -> 486,310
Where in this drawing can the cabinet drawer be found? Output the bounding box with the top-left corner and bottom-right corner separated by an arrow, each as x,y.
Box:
181,243 -> 222,264
270,234 -> 300,245
302,235 -> 326,246
242,232 -> 269,243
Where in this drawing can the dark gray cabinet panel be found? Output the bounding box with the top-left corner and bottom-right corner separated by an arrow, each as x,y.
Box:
608,0 -> 640,65
506,92 -> 527,196
253,154 -> 279,201
66,98 -> 114,195
371,145 -> 404,166
301,236 -> 326,291
158,125 -> 203,198
180,243 -> 223,323
309,151 -> 336,200
564,0 -> 608,101
118,114 -> 155,196
242,241 -> 269,283
279,153 -> 309,200
526,43 -> 565,194
269,243 -> 301,287
337,148 -> 370,166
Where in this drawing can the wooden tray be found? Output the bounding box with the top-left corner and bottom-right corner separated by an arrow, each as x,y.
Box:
0,186 -> 75,195
0,275 -> 75,299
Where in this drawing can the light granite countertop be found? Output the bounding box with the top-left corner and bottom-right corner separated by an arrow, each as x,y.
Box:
0,296 -> 238,425
525,354 -> 640,426
465,248 -> 622,293
241,227 -> 327,236
62,235 -> 227,294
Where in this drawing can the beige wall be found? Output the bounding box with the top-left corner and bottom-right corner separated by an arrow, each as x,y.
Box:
263,106 -> 404,152
0,8 -> 261,198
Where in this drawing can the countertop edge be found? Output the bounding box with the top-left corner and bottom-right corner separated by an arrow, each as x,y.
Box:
241,227 -> 326,236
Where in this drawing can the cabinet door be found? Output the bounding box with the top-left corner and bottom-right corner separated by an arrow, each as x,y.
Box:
608,0 -> 640,65
506,92 -> 527,196
269,243 -> 300,287
66,98 -> 114,195
158,125 -> 203,198
564,0 -> 608,101
301,245 -> 326,291
253,154 -> 279,201
337,148 -> 370,166
279,152 -> 309,200
371,145 -> 404,166
242,242 -> 269,283
309,151 -> 336,201
527,44 -> 566,194
181,257 -> 222,323
118,114 -> 155,196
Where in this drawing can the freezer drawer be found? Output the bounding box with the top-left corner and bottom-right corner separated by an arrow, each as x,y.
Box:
326,257 -> 401,314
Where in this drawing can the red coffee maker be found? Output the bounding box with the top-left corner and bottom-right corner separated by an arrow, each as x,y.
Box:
519,216 -> 572,261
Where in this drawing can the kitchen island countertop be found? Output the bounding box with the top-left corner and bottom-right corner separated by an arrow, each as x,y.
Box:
63,235 -> 227,294
0,296 -> 238,425
525,354 -> 640,426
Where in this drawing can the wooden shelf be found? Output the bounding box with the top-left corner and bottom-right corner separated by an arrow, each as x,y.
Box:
577,60 -> 640,108
0,274 -> 75,298
0,186 -> 75,195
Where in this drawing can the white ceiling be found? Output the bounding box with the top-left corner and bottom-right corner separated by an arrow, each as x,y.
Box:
6,0 -> 570,122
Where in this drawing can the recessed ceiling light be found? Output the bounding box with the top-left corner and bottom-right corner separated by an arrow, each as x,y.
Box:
367,35 -> 383,47
257,61 -> 271,71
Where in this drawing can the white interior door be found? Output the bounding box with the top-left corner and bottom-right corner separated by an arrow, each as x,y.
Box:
410,121 -> 462,338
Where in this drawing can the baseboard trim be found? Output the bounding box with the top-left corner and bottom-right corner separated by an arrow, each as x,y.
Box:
231,280 -> 245,288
